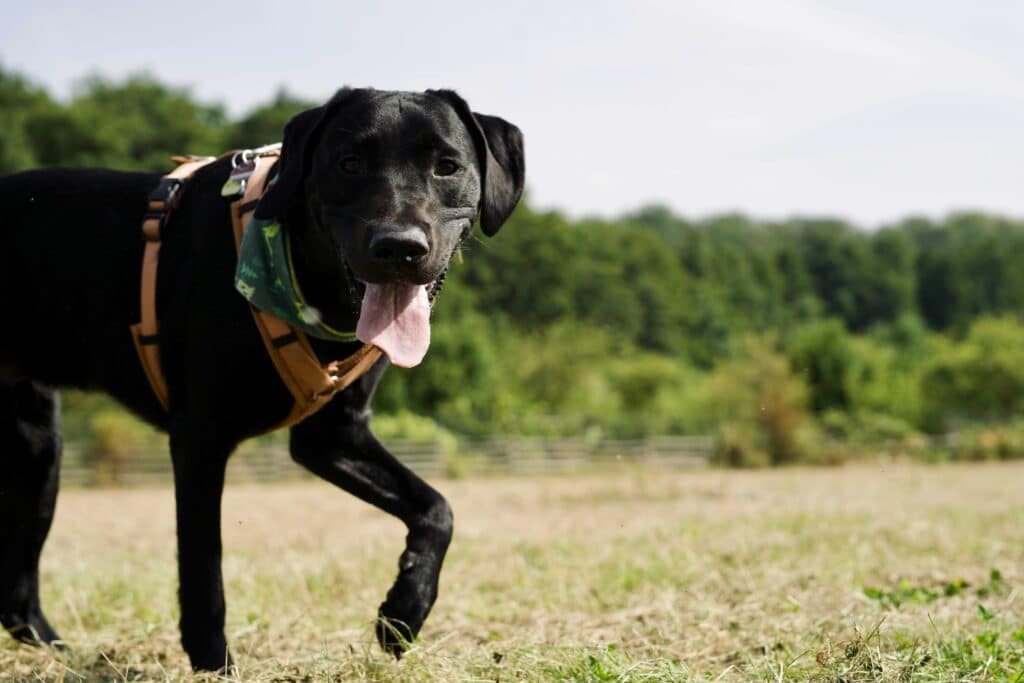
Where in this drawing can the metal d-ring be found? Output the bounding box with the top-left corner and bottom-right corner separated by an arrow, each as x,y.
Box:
230,143 -> 282,169
230,149 -> 256,169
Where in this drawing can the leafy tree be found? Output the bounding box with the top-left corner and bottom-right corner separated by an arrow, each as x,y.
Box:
26,74 -> 226,170
786,319 -> 855,413
709,335 -> 809,466
0,65 -> 53,173
919,316 -> 1024,429
864,227 -> 916,324
458,205 -> 578,330
797,220 -> 874,330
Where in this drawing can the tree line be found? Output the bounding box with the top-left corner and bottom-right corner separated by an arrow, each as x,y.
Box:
5,65 -> 1024,466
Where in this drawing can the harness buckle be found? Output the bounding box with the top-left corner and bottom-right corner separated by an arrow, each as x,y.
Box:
142,177 -> 187,241
314,378 -> 340,401
147,177 -> 185,211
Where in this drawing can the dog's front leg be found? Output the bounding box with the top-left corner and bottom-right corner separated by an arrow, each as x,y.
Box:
168,420 -> 236,672
289,376 -> 453,657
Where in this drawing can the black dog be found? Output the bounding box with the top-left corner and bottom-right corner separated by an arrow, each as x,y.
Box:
0,88 -> 524,671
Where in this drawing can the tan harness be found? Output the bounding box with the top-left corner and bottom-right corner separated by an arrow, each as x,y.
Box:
130,150 -> 382,431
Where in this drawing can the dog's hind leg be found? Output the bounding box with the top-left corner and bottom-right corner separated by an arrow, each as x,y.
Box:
289,367 -> 453,657
167,419 -> 236,673
0,379 -> 62,646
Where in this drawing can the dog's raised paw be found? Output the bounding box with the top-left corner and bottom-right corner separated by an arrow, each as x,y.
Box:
375,610 -> 414,659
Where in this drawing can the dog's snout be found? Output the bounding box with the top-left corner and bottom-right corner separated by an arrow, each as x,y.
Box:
369,228 -> 430,264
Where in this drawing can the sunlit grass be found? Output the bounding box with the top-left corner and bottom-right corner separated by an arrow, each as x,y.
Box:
2,462 -> 1022,681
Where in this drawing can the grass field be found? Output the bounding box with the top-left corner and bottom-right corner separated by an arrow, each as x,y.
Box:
2,462 -> 1023,681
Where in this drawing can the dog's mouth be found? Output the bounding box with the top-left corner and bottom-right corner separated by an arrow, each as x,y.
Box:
332,212 -> 469,369
342,259 -> 449,369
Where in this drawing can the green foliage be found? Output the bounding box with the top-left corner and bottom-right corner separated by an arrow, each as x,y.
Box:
863,579 -> 957,609
0,65 -> 53,174
862,570 -> 1009,610
82,408 -> 161,485
819,410 -> 920,447
920,316 -> 1024,430
949,422 -> 1024,462
375,306 -> 505,435
908,214 -> 1024,331
707,336 -> 810,466
26,74 -> 226,170
786,319 -> 855,412
604,353 -> 693,436
496,321 -> 622,437
370,410 -> 458,444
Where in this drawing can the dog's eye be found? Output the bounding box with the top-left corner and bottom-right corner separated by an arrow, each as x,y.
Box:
340,156 -> 362,174
435,159 -> 459,177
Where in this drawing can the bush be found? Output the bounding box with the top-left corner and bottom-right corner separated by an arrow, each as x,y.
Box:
82,408 -> 159,485
372,410 -> 458,444
371,411 -> 474,478
919,316 -> 1024,431
605,353 -> 695,437
497,321 -> 622,437
949,422 -> 1024,461
715,422 -> 770,468
820,410 -> 920,444
708,336 -> 810,466
786,319 -> 854,413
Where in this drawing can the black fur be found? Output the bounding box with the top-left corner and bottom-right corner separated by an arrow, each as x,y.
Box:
427,90 -> 525,236
0,88 -> 524,671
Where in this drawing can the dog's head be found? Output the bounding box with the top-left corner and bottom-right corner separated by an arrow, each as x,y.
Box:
254,88 -> 524,366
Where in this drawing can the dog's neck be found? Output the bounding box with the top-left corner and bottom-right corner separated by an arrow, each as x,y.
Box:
281,200 -> 362,336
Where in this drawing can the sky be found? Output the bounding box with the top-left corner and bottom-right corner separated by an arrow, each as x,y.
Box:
2,0 -> 1022,227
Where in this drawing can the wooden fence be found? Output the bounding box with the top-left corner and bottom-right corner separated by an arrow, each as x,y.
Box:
60,435 -> 714,487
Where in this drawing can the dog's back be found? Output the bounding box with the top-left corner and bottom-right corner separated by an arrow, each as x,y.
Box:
0,169 -> 159,391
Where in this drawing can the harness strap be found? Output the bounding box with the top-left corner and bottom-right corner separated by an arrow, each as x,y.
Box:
228,156 -> 383,431
130,153 -> 382,428
130,156 -> 217,410
131,151 -> 383,429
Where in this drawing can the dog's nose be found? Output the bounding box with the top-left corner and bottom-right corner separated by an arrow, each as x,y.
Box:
369,228 -> 430,264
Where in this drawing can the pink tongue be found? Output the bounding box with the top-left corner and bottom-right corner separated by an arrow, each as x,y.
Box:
356,283 -> 431,368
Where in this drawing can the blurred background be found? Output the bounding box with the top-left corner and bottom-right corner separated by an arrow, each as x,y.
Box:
4,0 -> 1024,481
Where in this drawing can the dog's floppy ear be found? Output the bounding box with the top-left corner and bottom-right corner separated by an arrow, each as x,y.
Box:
428,90 -> 525,236
255,88 -> 352,219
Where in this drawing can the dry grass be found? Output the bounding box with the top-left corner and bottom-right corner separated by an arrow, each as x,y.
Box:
2,462 -> 1023,681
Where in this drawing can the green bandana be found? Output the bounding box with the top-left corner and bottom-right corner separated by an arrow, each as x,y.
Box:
234,216 -> 359,342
